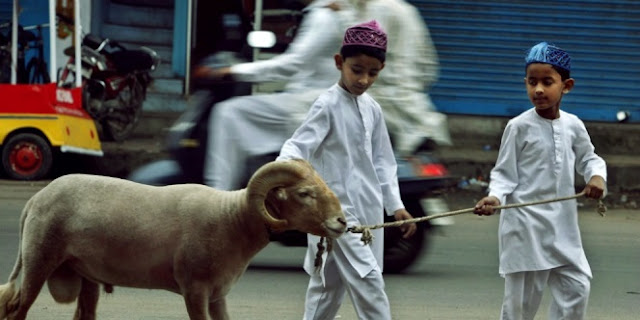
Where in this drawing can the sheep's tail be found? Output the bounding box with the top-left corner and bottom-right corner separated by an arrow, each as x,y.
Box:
0,249 -> 21,319
0,198 -> 32,318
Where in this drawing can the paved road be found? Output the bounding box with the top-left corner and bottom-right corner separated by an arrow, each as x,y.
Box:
0,180 -> 639,319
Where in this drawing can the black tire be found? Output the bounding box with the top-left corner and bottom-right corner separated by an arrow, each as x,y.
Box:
383,198 -> 429,274
383,223 -> 426,274
1,133 -> 53,180
26,58 -> 50,84
102,80 -> 144,142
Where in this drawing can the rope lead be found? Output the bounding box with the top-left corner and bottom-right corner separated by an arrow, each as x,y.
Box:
349,192 -> 605,245
314,237 -> 325,273
313,237 -> 334,273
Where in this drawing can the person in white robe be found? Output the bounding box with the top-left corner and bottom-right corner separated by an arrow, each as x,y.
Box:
198,0 -> 350,190
342,0 -> 452,154
474,42 -> 606,320
277,20 -> 416,320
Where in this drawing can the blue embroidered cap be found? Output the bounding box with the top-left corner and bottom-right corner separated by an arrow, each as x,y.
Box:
525,42 -> 571,72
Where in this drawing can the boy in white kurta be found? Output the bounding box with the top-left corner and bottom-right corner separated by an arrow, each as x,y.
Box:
475,42 -> 607,320
277,20 -> 417,320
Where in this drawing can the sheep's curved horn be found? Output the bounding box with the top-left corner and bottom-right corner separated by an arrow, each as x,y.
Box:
246,159 -> 309,230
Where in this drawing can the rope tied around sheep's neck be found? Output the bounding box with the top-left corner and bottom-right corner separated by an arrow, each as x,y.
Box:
314,236 -> 333,272
348,192 -> 606,245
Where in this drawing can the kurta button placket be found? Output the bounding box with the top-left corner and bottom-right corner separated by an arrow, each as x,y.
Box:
356,97 -> 372,154
553,121 -> 563,170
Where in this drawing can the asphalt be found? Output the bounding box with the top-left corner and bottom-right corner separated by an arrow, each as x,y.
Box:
72,111 -> 640,210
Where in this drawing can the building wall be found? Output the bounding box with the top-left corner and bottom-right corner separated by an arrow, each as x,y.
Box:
412,0 -> 640,123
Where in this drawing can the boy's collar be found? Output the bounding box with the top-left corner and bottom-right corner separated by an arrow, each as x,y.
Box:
335,83 -> 360,98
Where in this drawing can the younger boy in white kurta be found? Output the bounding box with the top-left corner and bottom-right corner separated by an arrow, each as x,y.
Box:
277,20 -> 416,320
475,42 -> 606,320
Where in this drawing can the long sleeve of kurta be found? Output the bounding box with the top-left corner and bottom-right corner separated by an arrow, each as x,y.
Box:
370,101 -> 404,215
488,121 -> 520,205
278,84 -> 404,276
488,109 -> 607,277
572,120 -> 607,185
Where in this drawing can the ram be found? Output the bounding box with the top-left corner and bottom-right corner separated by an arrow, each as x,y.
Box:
0,159 -> 346,320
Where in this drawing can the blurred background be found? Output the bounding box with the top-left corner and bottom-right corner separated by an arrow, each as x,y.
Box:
1,0 -> 639,194
2,0 -> 638,122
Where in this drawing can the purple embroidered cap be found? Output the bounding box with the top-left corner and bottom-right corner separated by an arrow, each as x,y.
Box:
342,20 -> 387,51
525,42 -> 571,72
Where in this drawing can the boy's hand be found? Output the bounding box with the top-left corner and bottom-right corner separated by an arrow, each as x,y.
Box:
583,175 -> 605,199
394,209 -> 417,239
474,196 -> 500,216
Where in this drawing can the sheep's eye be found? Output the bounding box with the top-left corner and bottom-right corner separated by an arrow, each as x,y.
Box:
298,189 -> 316,198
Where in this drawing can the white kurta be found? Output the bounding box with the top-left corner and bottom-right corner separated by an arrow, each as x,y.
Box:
277,84 -> 404,277
343,0 -> 452,153
488,109 -> 607,277
204,1 -> 347,190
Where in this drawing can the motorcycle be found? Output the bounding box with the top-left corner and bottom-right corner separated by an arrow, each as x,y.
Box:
128,48 -> 458,273
58,33 -> 160,142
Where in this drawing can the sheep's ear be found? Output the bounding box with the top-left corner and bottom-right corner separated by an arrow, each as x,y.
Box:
274,187 -> 287,201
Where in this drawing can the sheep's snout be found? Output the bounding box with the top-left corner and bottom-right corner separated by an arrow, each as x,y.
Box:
324,215 -> 347,238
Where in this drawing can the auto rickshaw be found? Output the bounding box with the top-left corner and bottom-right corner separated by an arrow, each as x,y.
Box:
0,0 -> 102,180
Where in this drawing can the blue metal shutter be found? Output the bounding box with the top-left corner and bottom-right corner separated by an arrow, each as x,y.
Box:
411,0 -> 640,123
0,0 -> 12,24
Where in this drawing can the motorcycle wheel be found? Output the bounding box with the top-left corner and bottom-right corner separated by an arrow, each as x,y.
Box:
102,81 -> 144,142
382,197 -> 429,274
1,133 -> 53,180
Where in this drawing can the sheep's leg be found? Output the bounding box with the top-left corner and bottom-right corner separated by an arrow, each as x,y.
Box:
9,265 -> 50,320
72,278 -> 99,320
11,233 -> 67,320
182,285 -> 210,320
208,298 -> 229,320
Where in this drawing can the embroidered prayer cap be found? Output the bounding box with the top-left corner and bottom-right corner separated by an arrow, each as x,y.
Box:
342,20 -> 387,51
525,42 -> 571,72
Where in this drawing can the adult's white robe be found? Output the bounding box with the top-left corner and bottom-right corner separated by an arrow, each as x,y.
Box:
278,84 -> 404,277
231,0 -> 343,94
488,109 -> 607,277
343,0 -> 452,153
204,0 -> 347,189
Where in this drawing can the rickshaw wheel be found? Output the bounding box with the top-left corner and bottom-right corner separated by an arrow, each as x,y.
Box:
2,133 -> 53,180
